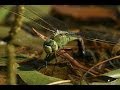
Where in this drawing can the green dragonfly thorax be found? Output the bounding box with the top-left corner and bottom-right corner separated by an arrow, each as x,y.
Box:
53,29 -> 69,36
53,33 -> 78,48
43,30 -> 85,55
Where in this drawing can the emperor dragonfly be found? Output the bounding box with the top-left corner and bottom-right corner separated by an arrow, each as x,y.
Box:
1,5 -> 86,68
2,5 -> 120,69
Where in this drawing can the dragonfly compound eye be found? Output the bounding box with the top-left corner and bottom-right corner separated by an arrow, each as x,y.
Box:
44,45 -> 53,54
43,39 -> 58,54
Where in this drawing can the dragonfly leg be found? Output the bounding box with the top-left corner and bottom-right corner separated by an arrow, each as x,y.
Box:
51,52 -> 57,75
37,61 -> 47,70
78,38 -> 87,56
54,52 -> 58,63
48,52 -> 60,75
37,54 -> 54,70
72,38 -> 86,59
78,38 -> 86,55
44,54 -> 51,68
45,61 -> 48,68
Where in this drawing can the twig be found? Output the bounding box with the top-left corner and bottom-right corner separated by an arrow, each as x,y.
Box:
47,80 -> 71,85
82,55 -> 120,79
57,50 -> 99,76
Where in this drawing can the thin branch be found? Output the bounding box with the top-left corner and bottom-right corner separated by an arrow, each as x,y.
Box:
82,55 -> 120,79
47,80 -> 71,85
57,50 -> 99,76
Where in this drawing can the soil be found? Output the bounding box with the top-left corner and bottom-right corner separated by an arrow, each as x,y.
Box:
0,71 -> 7,85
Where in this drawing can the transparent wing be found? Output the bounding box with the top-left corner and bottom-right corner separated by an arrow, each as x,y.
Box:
1,5 -> 120,45
0,5 -> 69,36
25,5 -> 69,31
79,27 -> 120,45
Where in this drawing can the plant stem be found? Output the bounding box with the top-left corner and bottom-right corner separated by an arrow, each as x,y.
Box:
7,5 -> 24,85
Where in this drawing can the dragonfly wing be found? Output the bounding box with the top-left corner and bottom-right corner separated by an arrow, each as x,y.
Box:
79,27 -> 120,44
25,5 -> 69,31
1,5 -> 69,37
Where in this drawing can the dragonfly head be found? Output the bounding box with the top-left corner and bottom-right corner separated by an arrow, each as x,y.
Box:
43,39 -> 58,54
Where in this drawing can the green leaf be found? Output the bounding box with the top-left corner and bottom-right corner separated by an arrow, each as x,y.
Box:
108,78 -> 120,85
0,54 -> 32,66
91,78 -> 120,85
17,66 -> 64,85
103,69 -> 120,78
90,82 -> 109,85
0,6 -> 11,23
0,26 -> 44,47
80,80 -> 89,85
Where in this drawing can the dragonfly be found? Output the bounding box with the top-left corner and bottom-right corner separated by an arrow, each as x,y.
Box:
1,5 -> 120,68
0,5 -> 87,68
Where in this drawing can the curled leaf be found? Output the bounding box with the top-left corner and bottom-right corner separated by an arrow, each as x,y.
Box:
103,69 -> 120,78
